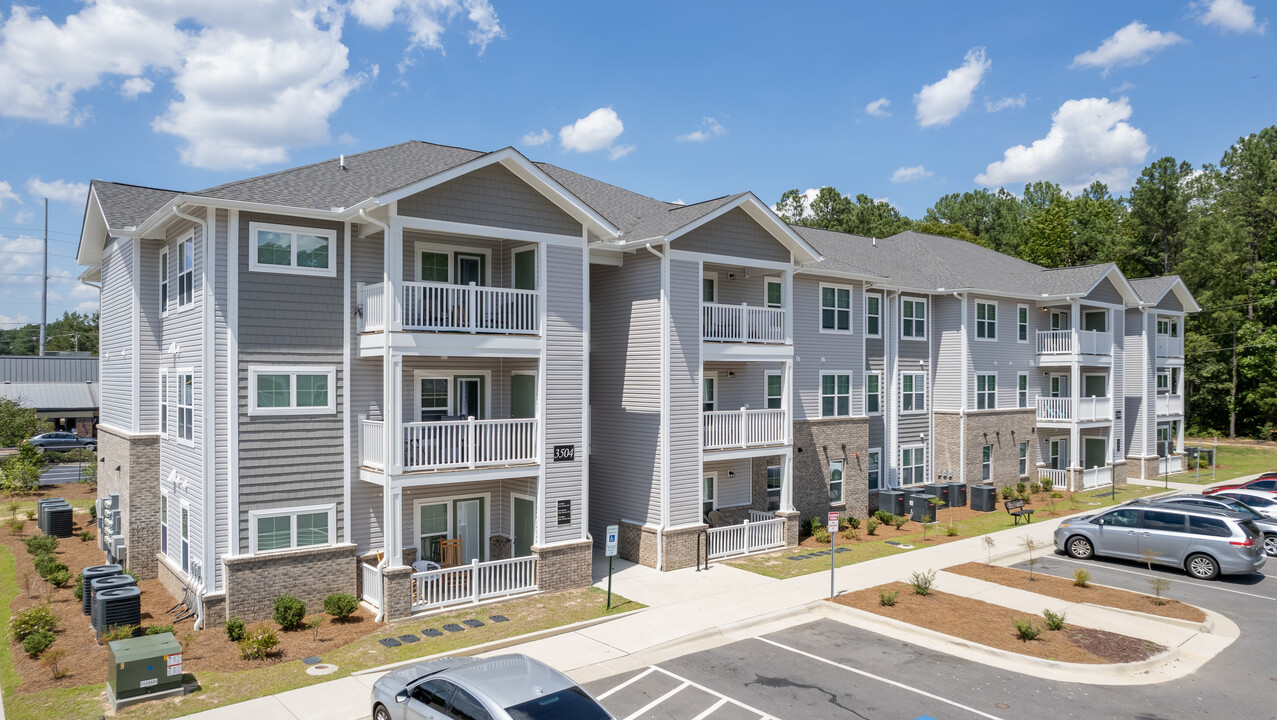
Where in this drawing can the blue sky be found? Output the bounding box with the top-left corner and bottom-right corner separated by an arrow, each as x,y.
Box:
0,0 -> 1272,328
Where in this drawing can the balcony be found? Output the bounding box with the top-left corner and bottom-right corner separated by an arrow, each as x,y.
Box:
703,408 -> 787,451
357,281 -> 538,336
360,417 -> 539,473
1156,335 -> 1184,358
1036,329 -> 1113,359
1036,396 -> 1112,423
1159,455 -> 1184,475
1082,466 -> 1113,489
1156,393 -> 1184,416
702,303 -> 785,344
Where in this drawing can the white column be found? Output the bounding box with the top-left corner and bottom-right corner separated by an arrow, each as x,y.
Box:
782,359 -> 793,446
388,488 -> 403,568
388,211 -> 404,332
781,451 -> 795,512
782,266 -> 794,346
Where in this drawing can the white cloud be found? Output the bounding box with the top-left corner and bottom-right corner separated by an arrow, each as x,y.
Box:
1071,22 -> 1186,76
74,300 -> 100,314
520,129 -> 551,146
14,209 -> 34,224
865,97 -> 891,117
559,107 -> 631,159
1110,81 -> 1136,93
0,181 -> 19,209
350,0 -> 504,69
985,94 -> 1026,113
676,117 -> 725,142
0,314 -> 32,326
26,178 -> 90,205
975,97 -> 1150,193
119,76 -> 154,99
0,234 -> 43,273
1197,0 -> 1267,34
891,165 -> 934,183
915,47 -> 990,127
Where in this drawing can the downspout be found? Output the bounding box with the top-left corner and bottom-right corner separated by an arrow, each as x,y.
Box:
645,243 -> 668,571
359,208 -> 393,622
956,292 -> 967,486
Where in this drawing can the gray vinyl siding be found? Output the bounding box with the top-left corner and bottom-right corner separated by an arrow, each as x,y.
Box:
931,295 -> 962,411
99,236 -> 133,431
668,258 -> 702,527
1155,293 -> 1183,312
792,274 -> 864,420
137,239 -> 162,433
675,208 -> 790,263
587,253 -> 662,539
966,294 -> 1038,410
397,163 -> 582,237
704,458 -> 751,509
397,477 -> 539,556
709,268 -> 770,307
1124,308 -> 1148,456
212,210 -> 230,589
398,357 -> 538,421
542,244 -> 586,543
351,477 -> 382,553
400,229 -> 534,288
1085,276 -> 1125,305
706,362 -> 783,411
236,212 -> 346,553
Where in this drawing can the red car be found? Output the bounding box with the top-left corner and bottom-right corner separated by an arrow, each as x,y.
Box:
1203,472 -> 1277,496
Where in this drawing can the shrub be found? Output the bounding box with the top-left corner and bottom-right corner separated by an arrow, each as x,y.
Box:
846,516 -> 861,530
892,515 -> 908,530
1028,482 -> 1041,495
24,534 -> 58,555
1072,569 -> 1091,588
46,568 -> 71,588
323,593 -> 358,621
225,617 -> 246,642
1147,577 -> 1171,605
878,589 -> 899,607
812,527 -> 830,544
1040,477 -> 1053,491
40,648 -> 67,679
874,509 -> 895,525
88,503 -> 97,521
1015,481 -> 1027,497
73,573 -> 83,601
1000,486 -> 1014,500
78,530 -> 94,543
239,626 -> 280,660
908,569 -> 937,596
9,605 -> 59,641
1013,618 -> 1043,641
866,518 -> 880,536
146,624 -> 174,636
273,594 -> 307,631
24,509 -> 35,520
102,624 -> 138,642
945,526 -> 960,537
806,516 -> 823,537
22,629 -> 56,657
1050,491 -> 1064,499
1042,609 -> 1067,631
34,554 -> 67,580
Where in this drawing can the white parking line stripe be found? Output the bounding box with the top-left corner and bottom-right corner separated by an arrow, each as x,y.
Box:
1051,557 -> 1276,600
689,698 -> 729,720
756,637 -> 1006,720
596,666 -> 658,700
621,681 -> 689,720
649,666 -> 782,720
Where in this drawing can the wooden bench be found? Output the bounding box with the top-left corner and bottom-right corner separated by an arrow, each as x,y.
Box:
1005,499 -> 1035,525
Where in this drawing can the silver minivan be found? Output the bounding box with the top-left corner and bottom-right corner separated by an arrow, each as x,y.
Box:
1054,503 -> 1267,580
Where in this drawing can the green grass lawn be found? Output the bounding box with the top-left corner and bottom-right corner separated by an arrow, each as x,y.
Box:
727,484 -> 1162,580
1178,440 -> 1277,484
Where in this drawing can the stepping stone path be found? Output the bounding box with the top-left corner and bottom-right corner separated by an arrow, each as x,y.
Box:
442,623 -> 465,633
378,638 -> 402,648
462,619 -> 484,628
422,628 -> 444,637
399,634 -> 420,643
302,656 -> 322,665
490,615 -> 509,623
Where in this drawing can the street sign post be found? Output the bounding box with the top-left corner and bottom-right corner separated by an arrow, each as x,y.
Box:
828,512 -> 839,599
605,524 -> 618,609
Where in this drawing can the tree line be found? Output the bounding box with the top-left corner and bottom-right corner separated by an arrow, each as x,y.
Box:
776,126 -> 1277,440
0,312 -> 99,356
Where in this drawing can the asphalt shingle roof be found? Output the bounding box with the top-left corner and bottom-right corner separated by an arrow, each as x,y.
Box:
91,180 -> 181,230
1129,275 -> 1181,304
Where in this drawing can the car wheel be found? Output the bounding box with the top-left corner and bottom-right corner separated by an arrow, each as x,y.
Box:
1066,535 -> 1094,560
373,703 -> 391,720
1264,534 -> 1277,558
1186,553 -> 1220,580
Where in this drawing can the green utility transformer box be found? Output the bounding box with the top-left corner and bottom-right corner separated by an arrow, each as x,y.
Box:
106,633 -> 184,709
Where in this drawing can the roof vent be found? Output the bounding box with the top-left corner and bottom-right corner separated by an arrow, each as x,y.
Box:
339,154 -> 346,171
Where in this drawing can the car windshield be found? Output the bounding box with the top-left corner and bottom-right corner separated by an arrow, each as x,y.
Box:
1225,493 -> 1275,507
505,686 -> 611,720
1239,520 -> 1261,539
1215,499 -> 1262,518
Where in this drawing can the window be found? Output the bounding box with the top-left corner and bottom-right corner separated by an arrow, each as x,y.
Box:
1083,374 -> 1108,398
702,274 -> 717,303
901,446 -> 925,485
419,377 -> 450,422
867,449 -> 881,491
1018,373 -> 1028,408
976,373 -> 996,410
1017,305 -> 1028,342
821,373 -> 850,417
1188,516 -> 1231,538
181,505 -> 189,573
901,373 -> 926,413
1156,371 -> 1170,394
865,372 -> 881,414
902,297 -> 926,339
982,445 -> 992,482
976,302 -> 997,340
765,279 -> 782,309
865,293 -> 881,337
249,222 -> 336,276
160,494 -> 168,556
1142,510 -> 1185,533
250,506 -> 334,554
1019,441 -> 1028,476
178,236 -> 194,307
417,503 -> 449,562
702,474 -> 716,517
766,465 -> 781,511
177,372 -> 193,442
159,369 -> 169,436
248,366 -> 336,416
159,248 -> 169,316
820,285 -> 851,332
765,372 -> 782,410
703,376 -> 716,412
449,686 -> 494,720
421,251 -> 449,283
829,459 -> 844,503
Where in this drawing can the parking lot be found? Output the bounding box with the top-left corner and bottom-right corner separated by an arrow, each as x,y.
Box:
585,551 -> 1275,720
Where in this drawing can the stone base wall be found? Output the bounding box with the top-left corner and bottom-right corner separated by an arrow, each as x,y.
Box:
616,521 -> 715,570
202,593 -> 226,626
1113,461 -> 1129,486
223,543 -> 358,622
617,521 -> 656,567
489,535 -> 512,560
934,409 -> 1037,490
381,566 -> 413,621
96,425 -> 161,579
793,417 -> 870,523
661,523 -> 709,570
776,511 -> 800,548
1127,456 -> 1160,481
533,539 -> 592,592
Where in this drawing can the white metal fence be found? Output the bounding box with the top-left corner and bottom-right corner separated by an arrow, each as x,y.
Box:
1082,466 -> 1113,489
1038,468 -> 1066,488
360,419 -> 385,470
1156,393 -> 1184,416
1035,329 -> 1113,356
706,517 -> 787,560
360,562 -> 381,608
358,283 -> 386,333
702,303 -> 785,344
1159,455 -> 1184,475
703,408 -> 787,449
403,418 -> 539,471
410,556 -> 538,612
1035,396 -> 1112,422
403,281 -> 538,334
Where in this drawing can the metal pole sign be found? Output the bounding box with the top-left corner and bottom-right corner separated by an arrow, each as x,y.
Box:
827,512 -> 839,599
605,524 -> 618,609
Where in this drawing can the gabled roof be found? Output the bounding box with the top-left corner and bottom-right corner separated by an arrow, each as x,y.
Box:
92,181 -> 182,229
1130,275 -> 1201,312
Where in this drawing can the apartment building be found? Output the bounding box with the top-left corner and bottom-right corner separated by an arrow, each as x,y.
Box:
79,140 -> 1198,610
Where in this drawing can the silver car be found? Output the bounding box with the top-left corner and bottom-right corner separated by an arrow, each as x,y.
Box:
1054,502 -> 1267,580
1213,489 -> 1277,519
371,654 -> 615,720
1153,494 -> 1277,557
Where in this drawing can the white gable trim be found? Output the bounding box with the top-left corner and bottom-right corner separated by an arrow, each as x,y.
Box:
1141,278 -> 1201,313
76,186 -> 111,267
664,194 -> 821,264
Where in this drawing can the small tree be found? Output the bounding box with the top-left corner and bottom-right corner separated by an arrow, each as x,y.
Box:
0,398 -> 52,447
1138,548 -> 1157,572
308,616 -> 325,642
982,536 -> 996,565
920,515 -> 933,539
1148,577 -> 1172,605
40,648 -> 66,679
1,443 -> 46,494
1020,535 -> 1043,580
928,496 -> 950,526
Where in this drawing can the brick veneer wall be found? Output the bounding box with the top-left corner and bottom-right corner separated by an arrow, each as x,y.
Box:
617,521 -> 656,567
933,409 -> 1036,490
533,539 -> 592,591
223,543 -> 357,622
660,523 -> 709,570
156,552 -> 227,627
381,566 -> 413,621
776,510 -> 800,548
1127,455 -> 1160,481
792,418 -> 870,523
97,425 -> 161,579
615,521 -> 714,570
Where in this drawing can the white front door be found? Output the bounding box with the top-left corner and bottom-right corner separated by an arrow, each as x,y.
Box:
456,499 -> 482,563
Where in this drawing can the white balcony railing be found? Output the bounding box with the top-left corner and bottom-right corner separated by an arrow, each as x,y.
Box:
703,408 -> 787,450
360,419 -> 386,471
1038,468 -> 1066,488
1036,397 -> 1112,422
1156,335 -> 1184,358
357,281 -> 538,335
1156,393 -> 1184,416
360,562 -> 381,608
1082,466 -> 1113,489
359,418 -> 539,473
706,517 -> 787,560
702,303 -> 786,344
1035,329 -> 1113,357
410,556 -> 538,612
1159,455 -> 1184,475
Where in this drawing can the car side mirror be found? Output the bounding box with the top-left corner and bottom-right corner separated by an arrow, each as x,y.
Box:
396,689 -> 409,704
1094,518 -> 1104,525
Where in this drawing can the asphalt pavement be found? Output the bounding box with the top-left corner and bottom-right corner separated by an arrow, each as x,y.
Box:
38,463 -> 86,485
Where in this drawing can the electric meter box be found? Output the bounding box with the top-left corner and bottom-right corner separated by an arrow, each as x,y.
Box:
107,633 -> 183,704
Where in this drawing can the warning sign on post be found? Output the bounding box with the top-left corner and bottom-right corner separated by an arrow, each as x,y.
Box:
827,512 -> 839,534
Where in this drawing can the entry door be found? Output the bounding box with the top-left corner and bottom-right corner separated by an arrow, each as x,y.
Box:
510,374 -> 536,419
512,497 -> 535,558
455,253 -> 485,286
1050,439 -> 1067,470
1050,375 -> 1069,397
1051,311 -> 1068,330
455,499 -> 482,563
455,377 -> 484,419
513,248 -> 536,291
1083,438 -> 1106,469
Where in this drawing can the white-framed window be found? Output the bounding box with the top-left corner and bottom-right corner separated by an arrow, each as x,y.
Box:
821,373 -> 851,417
1019,441 -> 1028,476
417,375 -> 451,421
703,374 -> 717,412
248,366 -> 336,416
975,301 -> 997,340
177,370 -> 193,442
865,292 -> 881,337
159,369 -> 169,437
248,504 -> 335,554
829,459 -> 844,504
180,503 -> 189,573
900,445 -> 926,485
160,493 -> 169,556
1156,371 -> 1170,394
901,297 -> 926,339
177,235 -> 194,308
865,372 -> 881,415
766,465 -> 781,511
819,284 -> 852,333
976,373 -> 997,410
702,273 -> 717,303
416,502 -> 450,561
1018,372 -> 1028,408
765,278 -> 783,309
765,371 -> 783,410
1157,318 -> 1169,335
867,448 -> 881,491
159,247 -> 169,317
982,445 -> 993,482
1017,304 -> 1029,343
702,473 -> 717,516
901,373 -> 926,413
249,222 -> 336,277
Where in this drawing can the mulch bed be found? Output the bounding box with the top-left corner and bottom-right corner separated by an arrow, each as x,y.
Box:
945,562 -> 1207,623
832,581 -> 1166,665
3,481 -> 98,504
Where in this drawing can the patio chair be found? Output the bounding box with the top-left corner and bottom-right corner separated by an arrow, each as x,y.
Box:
440,538 -> 463,568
